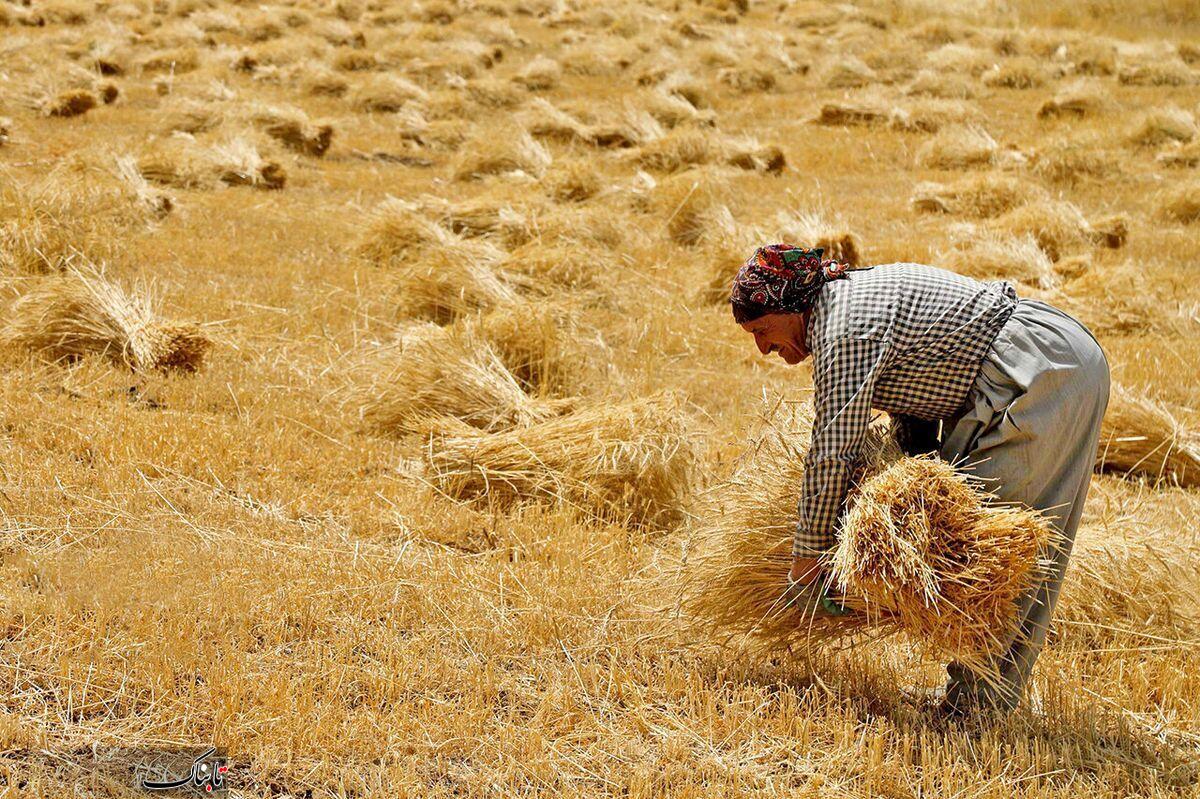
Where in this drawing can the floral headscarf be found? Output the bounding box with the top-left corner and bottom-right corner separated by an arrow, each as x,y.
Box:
729,244 -> 852,323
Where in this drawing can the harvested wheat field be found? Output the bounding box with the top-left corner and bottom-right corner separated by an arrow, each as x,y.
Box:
1,0 -> 1199,796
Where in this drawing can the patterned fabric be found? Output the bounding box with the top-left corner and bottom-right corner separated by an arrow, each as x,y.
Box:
729,244 -> 853,322
795,263 -> 1019,558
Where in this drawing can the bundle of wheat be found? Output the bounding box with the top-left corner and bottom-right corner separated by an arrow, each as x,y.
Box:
680,401 -> 882,649
1157,139 -> 1200,168
42,89 -> 98,118
0,117 -> 11,146
632,128 -> 717,173
393,243 -> 520,324
138,135 -> 286,190
1037,80 -> 1110,118
245,103 -> 334,157
1098,384 -> 1200,487
812,99 -> 890,127
989,199 -> 1100,260
350,75 -> 428,112
1157,181 -> 1200,224
2,267 -> 210,372
500,240 -> 611,293
916,124 -> 998,170
1126,107 -> 1196,148
725,140 -> 786,173
355,198 -> 458,264
354,323 -> 551,437
941,231 -> 1058,288
542,159 -> 603,202
460,302 -> 595,396
415,193 -> 540,248
817,55 -> 876,88
513,55 -> 561,90
890,98 -> 981,134
427,393 -> 697,530
771,210 -> 861,266
683,400 -> 1053,669
632,168 -> 731,247
981,58 -> 1049,89
907,69 -> 977,99
1028,136 -> 1119,185
1117,58 -> 1195,87
910,173 -> 1043,218
452,126 -> 551,180
833,457 -> 1055,671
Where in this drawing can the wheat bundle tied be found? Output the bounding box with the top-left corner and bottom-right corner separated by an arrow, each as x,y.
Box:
2,268 -> 210,372
426,393 -> 697,530
683,400 -> 1054,670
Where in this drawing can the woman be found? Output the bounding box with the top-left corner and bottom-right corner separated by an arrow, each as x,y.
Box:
730,244 -> 1110,718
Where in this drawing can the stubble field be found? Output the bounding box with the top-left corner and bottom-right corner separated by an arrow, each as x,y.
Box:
1,0 -> 1200,796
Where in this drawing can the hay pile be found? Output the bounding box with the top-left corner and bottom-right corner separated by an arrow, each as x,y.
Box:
916,124 -> 998,170
1098,384 -> 1200,487
772,211 -> 861,266
683,401 -> 1054,668
426,393 -> 697,530
941,231 -> 1058,288
1157,181 -> 1200,224
2,268 -> 210,372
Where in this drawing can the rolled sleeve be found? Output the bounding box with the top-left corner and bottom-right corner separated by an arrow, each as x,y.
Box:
794,337 -> 889,558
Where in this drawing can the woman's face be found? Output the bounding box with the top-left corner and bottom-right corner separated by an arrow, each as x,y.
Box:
739,312 -> 810,365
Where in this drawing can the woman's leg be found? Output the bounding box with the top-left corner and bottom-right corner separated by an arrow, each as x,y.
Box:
939,301 -> 1110,713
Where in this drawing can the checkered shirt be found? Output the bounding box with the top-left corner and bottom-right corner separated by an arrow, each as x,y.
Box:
795,263 -> 1018,558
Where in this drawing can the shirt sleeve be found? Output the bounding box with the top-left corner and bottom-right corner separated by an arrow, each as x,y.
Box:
794,336 -> 890,558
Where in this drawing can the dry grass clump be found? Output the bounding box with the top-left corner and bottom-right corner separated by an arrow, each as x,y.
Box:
452,126 -> 551,180
349,75 -> 428,112
906,69 -> 976,99
990,199 -> 1115,261
245,103 -> 334,157
499,241 -> 611,293
924,43 -> 995,76
413,193 -> 542,249
833,457 -> 1055,669
2,268 -> 210,372
41,88 -> 98,118
353,324 -> 552,437
513,55 -> 561,90
812,98 -> 891,127
941,231 -> 1058,288
542,159 -> 603,202
911,173 -> 1043,218
1117,57 -> 1196,86
138,136 -> 286,190
891,99 -> 981,133
725,140 -> 786,173
391,242 -> 521,325
916,125 -> 998,170
717,65 -> 776,92
354,197 -> 462,264
460,302 -> 592,396
1037,80 -> 1110,118
1156,181 -> 1200,224
1157,139 -> 1200,168
817,55 -> 877,88
632,168 -> 731,247
427,393 -> 697,530
1125,107 -> 1196,148
1098,385 -> 1200,487
632,128 -> 715,173
1028,136 -> 1119,184
139,47 -> 200,75
771,210 -> 861,266
981,58 -> 1049,89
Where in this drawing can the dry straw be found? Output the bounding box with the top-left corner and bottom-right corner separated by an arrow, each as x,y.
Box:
392,243 -> 521,324
138,136 -> 286,191
2,267 -> 210,372
683,400 -> 1054,671
911,173 -> 1043,218
426,392 -> 697,530
1098,384 -> 1200,487
354,323 -> 553,437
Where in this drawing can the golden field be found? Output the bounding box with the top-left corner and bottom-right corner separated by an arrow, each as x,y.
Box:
1,0 -> 1200,795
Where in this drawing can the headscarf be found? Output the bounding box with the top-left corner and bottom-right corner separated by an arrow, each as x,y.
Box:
729,244 -> 853,323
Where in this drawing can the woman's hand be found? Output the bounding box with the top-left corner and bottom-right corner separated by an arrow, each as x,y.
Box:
788,556 -> 823,586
